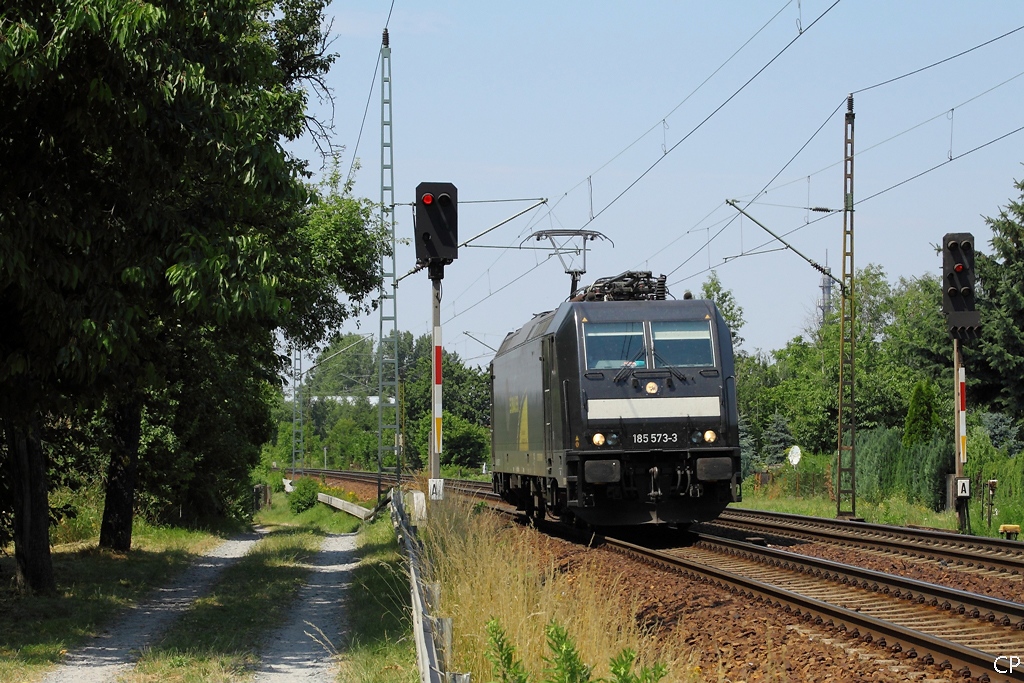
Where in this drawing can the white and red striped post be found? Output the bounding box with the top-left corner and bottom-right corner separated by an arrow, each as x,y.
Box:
953,339 -> 966,475
428,271 -> 443,483
953,339 -> 968,533
431,325 -> 443,479
958,366 -> 967,466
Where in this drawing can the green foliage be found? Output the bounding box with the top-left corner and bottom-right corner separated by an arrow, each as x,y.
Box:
484,619 -> 667,683
856,427 -> 953,510
288,477 -> 320,514
979,411 -> 1022,456
758,412 -> 793,469
902,380 -> 941,449
963,427 -> 1024,534
543,620 -> 593,683
1,0 -> 386,587
410,411 -> 490,471
699,270 -> 745,348
486,619 -> 532,683
976,177 -> 1024,417
405,347 -> 491,429
606,649 -> 668,683
738,414 -> 756,480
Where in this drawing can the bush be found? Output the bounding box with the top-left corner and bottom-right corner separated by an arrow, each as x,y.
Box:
288,477 -> 320,514
855,426 -> 953,510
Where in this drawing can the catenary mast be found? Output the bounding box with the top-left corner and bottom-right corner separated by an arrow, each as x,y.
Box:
376,29 -> 400,501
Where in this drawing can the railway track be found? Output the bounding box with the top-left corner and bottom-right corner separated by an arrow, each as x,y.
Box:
715,507 -> 1024,576
604,532 -> 1024,681
297,469 -> 1024,679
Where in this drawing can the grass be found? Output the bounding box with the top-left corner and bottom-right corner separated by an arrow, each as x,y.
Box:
733,485 -> 961,530
0,523 -> 222,683
256,491 -> 365,535
120,493 -> 366,681
122,526 -> 326,682
0,484 -> 373,683
417,495 -> 699,682
335,515 -> 418,683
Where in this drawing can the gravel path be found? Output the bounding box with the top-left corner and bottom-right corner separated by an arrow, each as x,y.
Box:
41,531 -> 264,683
252,533 -> 359,682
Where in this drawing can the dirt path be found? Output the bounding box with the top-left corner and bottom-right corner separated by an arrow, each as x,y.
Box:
252,533 -> 359,682
41,531 -> 264,683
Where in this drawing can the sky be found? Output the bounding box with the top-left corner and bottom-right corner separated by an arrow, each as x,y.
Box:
292,1 -> 1024,367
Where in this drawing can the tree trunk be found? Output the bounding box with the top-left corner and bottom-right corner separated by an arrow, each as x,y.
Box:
4,417 -> 56,595
99,399 -> 142,552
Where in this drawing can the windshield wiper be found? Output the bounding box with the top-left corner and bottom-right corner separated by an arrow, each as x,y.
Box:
613,346 -> 647,383
651,349 -> 687,383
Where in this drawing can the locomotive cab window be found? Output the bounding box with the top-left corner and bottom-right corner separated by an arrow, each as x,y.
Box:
651,321 -> 715,367
584,322 -> 646,369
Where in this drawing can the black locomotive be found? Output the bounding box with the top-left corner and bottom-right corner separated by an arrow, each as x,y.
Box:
490,271 -> 740,526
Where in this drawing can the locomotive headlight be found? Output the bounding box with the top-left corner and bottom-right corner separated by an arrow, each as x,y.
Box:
592,433 -> 606,446
645,381 -> 658,395
606,433 -> 620,447
703,430 -> 718,443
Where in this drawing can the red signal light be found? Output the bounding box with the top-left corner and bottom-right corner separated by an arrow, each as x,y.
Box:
954,263 -> 964,273
422,193 -> 434,206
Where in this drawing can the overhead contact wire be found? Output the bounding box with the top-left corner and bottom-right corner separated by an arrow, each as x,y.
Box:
662,97 -> 845,279
709,122 -> 1024,276
581,0 -> 843,231
525,0 -> 794,233
346,0 -> 398,185
853,24 -> 1024,95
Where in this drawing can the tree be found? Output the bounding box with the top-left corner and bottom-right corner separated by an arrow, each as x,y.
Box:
700,271 -> 745,348
405,346 -> 490,429
410,411 -> 490,471
0,0 -> 381,590
306,333 -> 378,398
976,177 -> 1024,420
902,380 -> 941,450
759,412 -> 793,469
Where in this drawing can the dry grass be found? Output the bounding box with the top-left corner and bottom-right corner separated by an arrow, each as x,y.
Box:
418,494 -> 703,682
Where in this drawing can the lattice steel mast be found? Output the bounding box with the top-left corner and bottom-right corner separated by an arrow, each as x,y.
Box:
836,95 -> 857,518
376,29 -> 400,501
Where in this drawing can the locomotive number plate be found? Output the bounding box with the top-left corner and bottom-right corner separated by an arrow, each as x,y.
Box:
633,432 -> 679,444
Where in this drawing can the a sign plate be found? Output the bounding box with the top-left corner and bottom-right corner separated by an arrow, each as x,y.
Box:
956,477 -> 970,498
429,478 -> 445,501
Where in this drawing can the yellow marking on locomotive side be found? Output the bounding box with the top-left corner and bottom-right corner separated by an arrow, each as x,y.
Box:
518,395 -> 529,451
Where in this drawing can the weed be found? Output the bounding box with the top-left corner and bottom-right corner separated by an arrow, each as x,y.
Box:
484,619 -> 667,683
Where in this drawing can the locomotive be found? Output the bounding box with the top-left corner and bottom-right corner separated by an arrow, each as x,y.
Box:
490,271 -> 741,526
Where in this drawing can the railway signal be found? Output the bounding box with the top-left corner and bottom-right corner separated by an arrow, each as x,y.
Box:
414,181 -> 458,268
414,181 -> 458,482
942,233 -> 980,340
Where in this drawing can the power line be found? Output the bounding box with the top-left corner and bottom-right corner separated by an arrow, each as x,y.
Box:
531,0 -> 795,228
658,64 -> 1024,282
856,123 -> 1024,205
345,0 -> 398,185
744,69 -> 1024,201
659,96 -> 845,279
853,24 -> 1024,95
680,121 -> 1024,287
443,254 -> 556,324
576,0 -> 842,232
